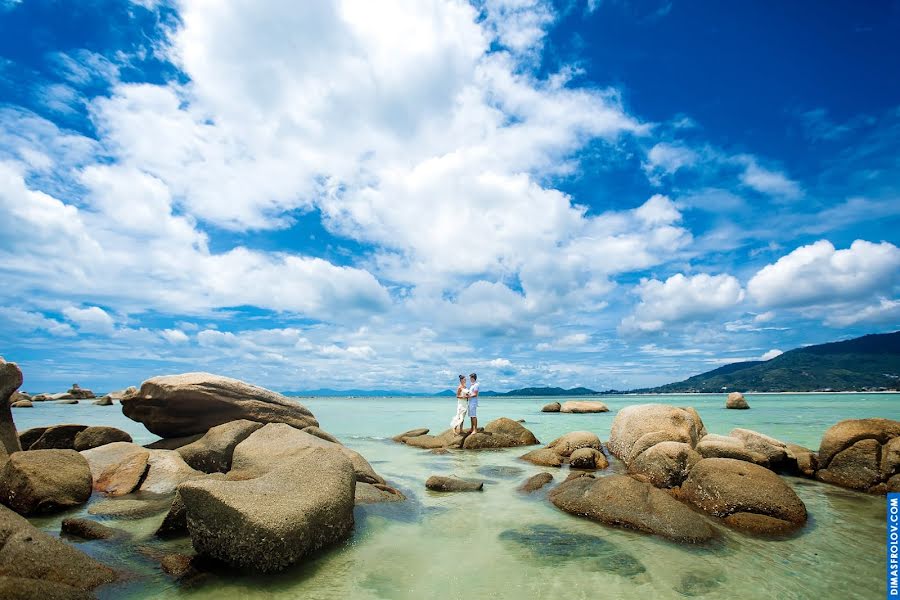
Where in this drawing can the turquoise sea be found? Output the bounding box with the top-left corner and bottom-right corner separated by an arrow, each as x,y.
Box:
12,393 -> 899,599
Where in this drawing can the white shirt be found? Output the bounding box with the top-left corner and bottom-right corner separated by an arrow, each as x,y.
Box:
469,381 -> 479,397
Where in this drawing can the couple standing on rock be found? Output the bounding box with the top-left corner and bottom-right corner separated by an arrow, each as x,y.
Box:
451,373 -> 480,435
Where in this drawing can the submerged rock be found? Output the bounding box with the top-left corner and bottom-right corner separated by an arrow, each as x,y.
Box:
179,447 -> 356,573
391,428 -> 429,442
121,372 -> 319,438
549,474 -> 717,543
608,404 -> 707,466
559,401 -> 609,413
541,402 -> 561,413
0,450 -> 92,515
61,518 -> 125,541
0,504 -> 116,591
73,426 -> 133,451
681,458 -> 807,533
518,472 -> 554,493
355,482 -> 406,504
725,392 -> 749,409
88,494 -> 174,519
176,419 -> 264,473
401,429 -> 466,449
816,418 -> 900,493
425,475 -> 484,492
0,576 -> 94,600
519,447 -> 565,467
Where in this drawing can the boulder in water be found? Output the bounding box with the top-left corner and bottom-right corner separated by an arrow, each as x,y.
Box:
355,482 -> 406,504
10,400 -> 32,408
425,475 -> 484,492
559,401 -> 609,413
569,447 -> 608,470
519,447 -> 565,467
179,446 -> 356,573
61,518 -> 125,541
92,396 -> 113,406
73,426 -> 133,451
816,418 -> 900,492
121,372 -> 319,438
628,441 -> 701,488
462,418 -> 539,449
681,458 -> 807,533
518,472 -> 554,492
550,474 -> 717,543
27,424 -> 89,450
608,404 -> 706,465
0,450 -> 92,515
391,428 -> 429,442
67,384 -> 94,399
541,402 -> 561,413
696,434 -> 769,466
725,392 -> 749,409
547,431 -> 602,457
94,449 -> 149,496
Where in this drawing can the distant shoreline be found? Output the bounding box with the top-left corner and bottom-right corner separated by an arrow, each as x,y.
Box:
291,390 -> 900,398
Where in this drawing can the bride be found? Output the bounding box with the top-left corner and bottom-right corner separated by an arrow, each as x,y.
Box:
451,374 -> 470,434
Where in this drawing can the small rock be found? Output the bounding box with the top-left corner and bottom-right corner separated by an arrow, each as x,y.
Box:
160,553 -> 196,578
518,472 -> 553,492
519,447 -> 564,467
391,428 -> 430,442
541,402 -> 561,413
10,400 -> 32,408
92,396 -> 113,406
425,475 -> 484,492
95,450 -> 149,496
547,431 -> 602,456
61,518 -> 125,541
569,447 -> 608,470
725,392 -> 749,409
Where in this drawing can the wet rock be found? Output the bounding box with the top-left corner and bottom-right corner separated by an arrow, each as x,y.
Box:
673,569 -> 727,597
56,399 -> 78,405
391,428 -> 429,442
355,482 -> 406,504
73,426 -> 133,451
95,449 -> 149,497
179,447 -> 356,573
629,441 -> 701,488
156,492 -> 187,537
549,474 -> 717,543
230,423 -> 383,485
176,419 -> 263,473
0,359 -> 23,461
608,404 -> 707,465
477,465 -> 525,479
547,431 -> 602,457
61,518 -> 125,541
425,475 -> 483,492
121,372 -> 319,438
160,553 -> 195,578
462,418 -> 540,449
0,576 -> 94,600
519,447 -> 564,467
816,418 -> 900,492
0,450 -> 92,515
518,472 -> 553,492
696,434 -> 769,466
541,402 -> 561,413
564,471 -> 595,482
784,443 -> 818,477
681,458 -> 807,533
725,392 -> 749,409
559,401 -> 609,413
88,494 -> 174,519
28,424 -> 89,450
569,447 -> 608,470
92,396 -> 113,406
0,504 -> 116,591
499,524 -> 646,578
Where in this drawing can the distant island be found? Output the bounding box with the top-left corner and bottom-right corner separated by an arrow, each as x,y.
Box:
640,331 -> 900,393
286,386 -> 607,398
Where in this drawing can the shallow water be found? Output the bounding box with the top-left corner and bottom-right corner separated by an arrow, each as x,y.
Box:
11,393 -> 899,599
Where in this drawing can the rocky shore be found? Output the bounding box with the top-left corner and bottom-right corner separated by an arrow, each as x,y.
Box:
1,356 -> 898,597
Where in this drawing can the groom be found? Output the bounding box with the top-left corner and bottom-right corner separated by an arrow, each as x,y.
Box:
467,373 -> 479,434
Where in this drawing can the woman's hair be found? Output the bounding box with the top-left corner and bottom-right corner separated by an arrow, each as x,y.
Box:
458,374 -> 465,381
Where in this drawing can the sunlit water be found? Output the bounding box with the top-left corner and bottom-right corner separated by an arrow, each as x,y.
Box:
12,393 -> 899,599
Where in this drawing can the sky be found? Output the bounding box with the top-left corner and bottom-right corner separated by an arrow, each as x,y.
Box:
1,0 -> 899,393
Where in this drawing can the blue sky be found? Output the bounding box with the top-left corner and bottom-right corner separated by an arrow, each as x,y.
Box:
1,0 -> 898,393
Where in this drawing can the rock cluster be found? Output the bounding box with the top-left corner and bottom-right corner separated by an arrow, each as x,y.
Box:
815,418 -> 900,493
394,418 -> 540,451
520,431 -> 609,470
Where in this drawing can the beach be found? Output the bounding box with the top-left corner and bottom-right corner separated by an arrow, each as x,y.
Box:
10,392 -> 895,599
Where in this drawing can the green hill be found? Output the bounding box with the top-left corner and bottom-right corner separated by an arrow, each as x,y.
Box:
643,331 -> 900,393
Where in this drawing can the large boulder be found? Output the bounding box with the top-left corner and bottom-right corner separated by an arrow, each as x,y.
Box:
461,418 -> 540,449
725,392 -> 749,409
179,447 -> 355,572
549,474 -> 717,543
177,419 -> 264,473
0,505 -> 116,591
73,426 -> 133,451
67,384 -> 94,399
608,404 -> 707,465
27,425 -> 89,450
695,434 -> 769,466
230,423 -> 383,485
547,431 -> 602,456
0,359 -> 23,462
80,442 -> 150,482
629,441 -> 701,488
816,418 -> 900,492
0,450 -> 92,515
560,401 -> 609,413
681,458 -> 807,534
541,402 -> 561,413
425,476 -> 483,492
121,372 -> 319,438
0,576 -> 94,600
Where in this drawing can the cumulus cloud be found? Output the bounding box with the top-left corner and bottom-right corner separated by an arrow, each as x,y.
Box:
643,142 -> 698,183
748,240 -> 900,308
620,273 -> 745,333
738,157 -> 802,199
759,349 -> 783,361
62,306 -> 116,334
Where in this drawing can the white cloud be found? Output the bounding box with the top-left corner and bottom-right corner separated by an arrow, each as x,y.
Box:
748,239 -> 900,308
824,298 -> 900,327
643,142 -> 698,183
0,307 -> 75,337
62,306 -> 116,334
160,328 -> 189,344
621,273 -> 745,333
738,157 -> 802,199
759,349 -> 783,361
488,357 -> 513,368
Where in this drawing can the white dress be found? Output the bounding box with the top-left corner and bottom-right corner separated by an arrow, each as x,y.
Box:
450,387 -> 470,430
